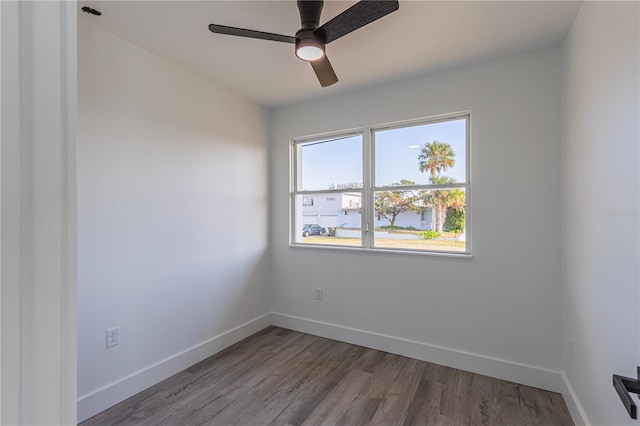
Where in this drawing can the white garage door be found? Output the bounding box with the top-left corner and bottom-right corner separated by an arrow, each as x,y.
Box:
303,215 -> 317,226
319,215 -> 338,229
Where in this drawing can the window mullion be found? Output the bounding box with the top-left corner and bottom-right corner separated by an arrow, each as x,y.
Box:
295,187 -> 366,195
362,128 -> 374,248
372,183 -> 468,192
290,142 -> 297,243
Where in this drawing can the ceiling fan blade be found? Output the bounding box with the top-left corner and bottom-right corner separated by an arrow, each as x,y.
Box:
314,0 -> 399,44
310,55 -> 338,87
208,24 -> 295,44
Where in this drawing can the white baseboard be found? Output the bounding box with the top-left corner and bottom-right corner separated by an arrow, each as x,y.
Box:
271,313 -> 575,408
77,313 -> 272,423
560,372 -> 590,425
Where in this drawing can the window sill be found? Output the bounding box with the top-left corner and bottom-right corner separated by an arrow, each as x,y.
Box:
288,243 -> 473,259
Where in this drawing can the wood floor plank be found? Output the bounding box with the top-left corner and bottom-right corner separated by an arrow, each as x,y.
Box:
490,380 -> 522,426
256,340 -> 346,423
335,394 -> 381,426
439,368 -> 474,422
360,353 -> 407,399
547,391 -> 574,426
519,385 -> 574,426
239,339 -> 340,424
220,333 -> 317,399
203,337 -> 350,426
467,373 -> 495,426
369,358 -> 425,425
208,337 -> 339,425
351,349 -> 387,374
177,394 -> 233,426
423,413 -> 460,426
401,376 -> 445,426
420,361 -> 447,383
300,369 -> 371,426
191,341 -> 280,393
186,326 -> 281,375
81,327 -> 575,426
135,391 -> 225,426
272,343 -> 369,426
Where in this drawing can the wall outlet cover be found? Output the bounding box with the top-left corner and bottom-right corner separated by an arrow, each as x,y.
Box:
106,327 -> 120,348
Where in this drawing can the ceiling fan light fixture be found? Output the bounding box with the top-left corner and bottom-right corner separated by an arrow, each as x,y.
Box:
296,45 -> 324,61
295,36 -> 325,61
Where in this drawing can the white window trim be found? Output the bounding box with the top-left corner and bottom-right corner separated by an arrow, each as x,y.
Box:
289,111 -> 471,256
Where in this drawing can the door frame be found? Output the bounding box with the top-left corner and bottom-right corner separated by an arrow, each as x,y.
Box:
1,1 -> 77,424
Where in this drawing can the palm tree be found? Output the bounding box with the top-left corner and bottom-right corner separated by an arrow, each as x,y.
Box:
422,176 -> 465,234
418,141 -> 455,230
418,141 -> 455,177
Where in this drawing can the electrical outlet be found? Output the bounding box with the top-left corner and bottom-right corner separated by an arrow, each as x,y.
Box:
568,338 -> 574,360
106,327 -> 120,348
315,288 -> 323,301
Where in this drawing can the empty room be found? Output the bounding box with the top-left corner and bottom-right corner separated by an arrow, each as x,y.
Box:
1,0 -> 638,425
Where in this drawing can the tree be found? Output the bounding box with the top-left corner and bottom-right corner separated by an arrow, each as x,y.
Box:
418,141 -> 456,230
374,180 -> 419,227
418,141 -> 456,177
422,176 -> 465,233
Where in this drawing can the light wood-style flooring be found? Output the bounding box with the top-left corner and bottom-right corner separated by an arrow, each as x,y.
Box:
81,326 -> 574,426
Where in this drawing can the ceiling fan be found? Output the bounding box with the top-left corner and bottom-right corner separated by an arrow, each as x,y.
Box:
208,0 -> 399,87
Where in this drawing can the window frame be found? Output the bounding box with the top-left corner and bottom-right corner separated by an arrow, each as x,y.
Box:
290,111 -> 471,257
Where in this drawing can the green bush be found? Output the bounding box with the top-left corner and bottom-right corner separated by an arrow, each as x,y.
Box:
378,225 -> 417,231
328,227 -> 336,237
421,230 -> 440,240
444,208 -> 465,233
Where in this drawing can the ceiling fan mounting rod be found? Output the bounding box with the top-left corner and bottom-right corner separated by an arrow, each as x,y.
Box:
297,0 -> 324,31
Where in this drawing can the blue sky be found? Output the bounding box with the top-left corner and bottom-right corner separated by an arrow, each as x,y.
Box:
300,119 -> 466,190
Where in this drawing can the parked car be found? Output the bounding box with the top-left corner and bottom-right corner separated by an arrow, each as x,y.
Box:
302,224 -> 326,237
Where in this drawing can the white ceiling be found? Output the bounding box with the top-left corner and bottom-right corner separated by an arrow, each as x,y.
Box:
79,1 -> 581,108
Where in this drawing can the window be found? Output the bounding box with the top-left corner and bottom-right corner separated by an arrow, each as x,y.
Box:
291,113 -> 469,254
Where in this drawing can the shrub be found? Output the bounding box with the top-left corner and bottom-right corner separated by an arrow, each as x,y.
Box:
444,208 -> 465,233
378,225 -> 417,231
328,227 -> 336,236
421,230 -> 440,240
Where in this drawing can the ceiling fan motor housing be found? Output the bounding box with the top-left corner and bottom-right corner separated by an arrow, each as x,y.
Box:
295,29 -> 325,61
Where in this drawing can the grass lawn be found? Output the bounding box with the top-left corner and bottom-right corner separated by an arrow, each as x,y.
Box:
301,235 -> 466,252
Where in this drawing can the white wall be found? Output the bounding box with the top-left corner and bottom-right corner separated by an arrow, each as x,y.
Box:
77,21 -> 270,421
561,2 -> 640,425
270,48 -> 564,383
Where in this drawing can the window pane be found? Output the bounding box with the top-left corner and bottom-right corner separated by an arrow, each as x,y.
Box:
375,119 -> 466,187
294,193 -> 362,247
373,187 -> 466,252
297,135 -> 363,191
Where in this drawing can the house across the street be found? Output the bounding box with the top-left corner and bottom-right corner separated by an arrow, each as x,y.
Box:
301,192 -> 434,230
